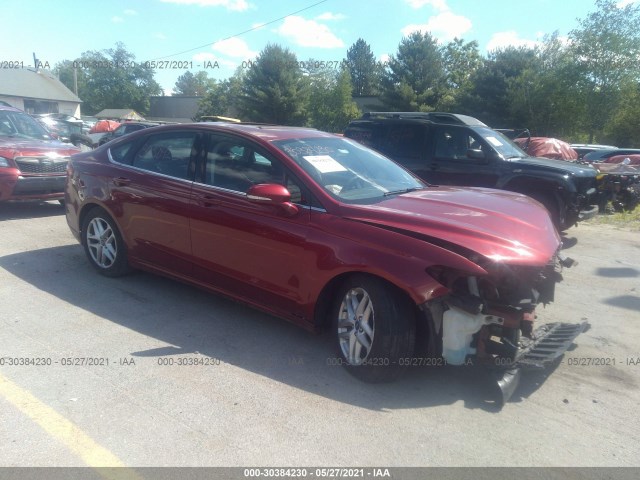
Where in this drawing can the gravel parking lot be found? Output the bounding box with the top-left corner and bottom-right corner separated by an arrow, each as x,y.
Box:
0,201 -> 639,470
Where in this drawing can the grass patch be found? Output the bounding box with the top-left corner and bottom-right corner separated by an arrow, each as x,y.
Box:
585,207 -> 640,230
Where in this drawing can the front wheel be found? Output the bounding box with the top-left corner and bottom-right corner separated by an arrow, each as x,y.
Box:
81,208 -> 131,277
332,275 -> 415,383
527,191 -> 568,230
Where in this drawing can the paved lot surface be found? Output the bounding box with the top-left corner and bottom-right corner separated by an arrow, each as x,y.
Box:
0,201 -> 639,468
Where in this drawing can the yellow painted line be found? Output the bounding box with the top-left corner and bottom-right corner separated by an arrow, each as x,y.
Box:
0,372 -> 144,480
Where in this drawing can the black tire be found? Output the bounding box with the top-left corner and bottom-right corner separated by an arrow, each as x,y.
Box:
81,207 -> 131,277
70,133 -> 95,149
331,274 -> 416,383
527,191 -> 568,230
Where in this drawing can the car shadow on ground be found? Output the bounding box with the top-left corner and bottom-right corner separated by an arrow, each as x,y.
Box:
0,244 -> 556,413
0,201 -> 65,221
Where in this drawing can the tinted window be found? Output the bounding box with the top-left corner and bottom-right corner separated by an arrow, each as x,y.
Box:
344,124 -> 382,149
434,127 -> 485,161
109,141 -> 135,164
131,132 -> 198,180
379,124 -> 424,162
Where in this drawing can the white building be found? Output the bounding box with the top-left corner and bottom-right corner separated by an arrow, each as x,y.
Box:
0,68 -> 81,117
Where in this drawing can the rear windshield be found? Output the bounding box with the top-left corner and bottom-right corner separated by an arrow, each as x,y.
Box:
0,110 -> 51,141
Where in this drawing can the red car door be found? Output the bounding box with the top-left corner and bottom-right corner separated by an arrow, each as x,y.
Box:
189,134 -> 315,322
108,130 -> 203,276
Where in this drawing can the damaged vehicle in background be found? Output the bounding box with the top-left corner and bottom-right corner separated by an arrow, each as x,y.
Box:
593,155 -> 640,212
65,123 -> 588,404
512,133 -> 640,213
0,105 -> 80,203
344,113 -> 599,230
32,113 -> 94,151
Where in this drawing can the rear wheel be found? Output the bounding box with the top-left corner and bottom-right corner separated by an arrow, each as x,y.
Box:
81,208 -> 131,277
332,275 -> 415,383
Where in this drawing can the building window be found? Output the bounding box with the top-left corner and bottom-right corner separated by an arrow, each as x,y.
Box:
23,100 -> 59,114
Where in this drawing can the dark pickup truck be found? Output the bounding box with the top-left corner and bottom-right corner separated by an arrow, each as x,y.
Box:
344,112 -> 599,229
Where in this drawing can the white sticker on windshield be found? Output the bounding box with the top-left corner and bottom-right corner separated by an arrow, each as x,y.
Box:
303,155 -> 347,173
486,136 -> 503,147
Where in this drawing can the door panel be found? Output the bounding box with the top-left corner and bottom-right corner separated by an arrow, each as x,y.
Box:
423,126 -> 500,188
190,135 -> 314,320
108,131 -> 201,276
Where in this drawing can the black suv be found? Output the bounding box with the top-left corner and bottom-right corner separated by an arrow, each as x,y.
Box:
98,121 -> 160,146
344,112 -> 599,229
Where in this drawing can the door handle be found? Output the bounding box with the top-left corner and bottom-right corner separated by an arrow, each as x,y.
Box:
429,164 -> 439,170
200,194 -> 217,207
113,177 -> 131,186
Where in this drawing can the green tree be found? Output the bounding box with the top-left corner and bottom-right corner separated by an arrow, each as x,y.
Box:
344,38 -> 380,96
308,67 -> 360,132
460,46 -> 538,127
568,0 -> 640,141
238,44 -> 308,125
439,38 -> 482,111
55,43 -> 162,115
194,69 -> 245,120
173,71 -> 216,96
604,80 -> 640,147
381,32 -> 446,111
503,34 -> 583,138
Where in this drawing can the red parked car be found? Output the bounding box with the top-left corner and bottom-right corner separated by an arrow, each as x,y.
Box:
65,123 -> 586,401
0,105 -> 80,202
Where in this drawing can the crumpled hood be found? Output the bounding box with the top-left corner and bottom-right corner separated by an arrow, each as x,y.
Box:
0,136 -> 79,158
513,155 -> 598,177
341,186 -> 561,266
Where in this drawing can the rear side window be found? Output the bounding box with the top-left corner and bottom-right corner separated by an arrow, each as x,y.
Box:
131,132 -> 199,180
109,141 -> 135,163
344,124 -> 381,149
378,124 -> 424,163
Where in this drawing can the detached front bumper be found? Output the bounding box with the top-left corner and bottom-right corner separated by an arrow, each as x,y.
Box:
492,321 -> 590,405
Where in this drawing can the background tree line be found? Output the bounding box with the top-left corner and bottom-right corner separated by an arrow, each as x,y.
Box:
55,0 -> 640,146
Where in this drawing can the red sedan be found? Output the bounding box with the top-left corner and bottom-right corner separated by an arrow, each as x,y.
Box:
65,123 -> 585,398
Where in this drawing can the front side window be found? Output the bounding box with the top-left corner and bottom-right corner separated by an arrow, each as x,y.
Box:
273,136 -> 425,203
131,132 -> 198,180
434,127 -> 480,161
474,127 -> 527,159
203,136 -> 309,204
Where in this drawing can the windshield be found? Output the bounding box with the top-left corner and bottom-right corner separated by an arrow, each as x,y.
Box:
273,136 -> 425,203
0,110 -> 52,140
475,126 -> 527,159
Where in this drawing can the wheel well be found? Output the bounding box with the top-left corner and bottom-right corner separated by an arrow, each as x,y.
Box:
313,271 -> 417,332
504,178 -> 564,215
77,204 -> 103,245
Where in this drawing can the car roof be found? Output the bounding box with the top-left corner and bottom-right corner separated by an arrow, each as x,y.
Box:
194,122 -> 337,142
0,105 -> 25,113
584,148 -> 640,159
351,112 -> 488,127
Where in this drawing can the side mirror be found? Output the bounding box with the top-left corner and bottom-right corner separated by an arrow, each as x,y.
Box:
247,183 -> 299,216
467,148 -> 486,160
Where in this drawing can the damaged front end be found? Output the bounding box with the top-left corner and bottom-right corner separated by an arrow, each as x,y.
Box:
423,250 -> 589,405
